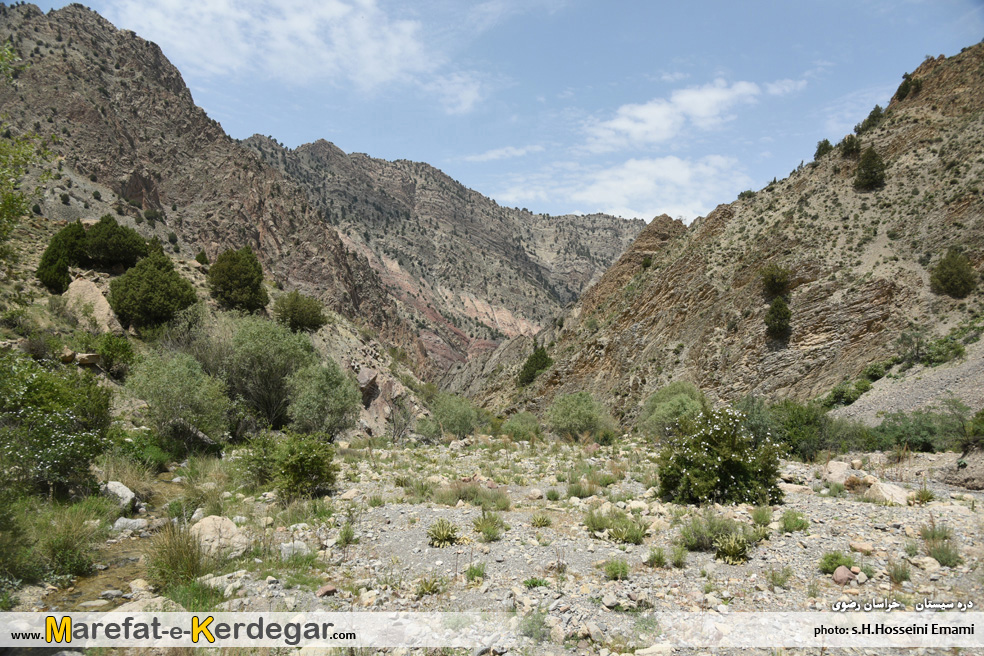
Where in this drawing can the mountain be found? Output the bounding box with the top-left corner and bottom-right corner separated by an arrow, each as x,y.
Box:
0,3 -> 642,374
0,2 -> 430,361
241,136 -> 644,370
446,43 -> 984,420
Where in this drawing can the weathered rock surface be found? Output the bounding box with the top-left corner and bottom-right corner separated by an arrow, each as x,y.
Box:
64,278 -> 123,335
190,516 -> 250,558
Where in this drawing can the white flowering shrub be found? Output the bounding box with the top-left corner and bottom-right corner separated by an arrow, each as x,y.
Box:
0,351 -> 111,496
656,407 -> 785,505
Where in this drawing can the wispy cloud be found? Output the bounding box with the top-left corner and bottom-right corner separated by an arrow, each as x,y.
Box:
765,78 -> 807,95
464,144 -> 544,162
584,79 -> 760,152
102,0 -> 492,113
496,155 -> 753,222
818,84 -> 894,138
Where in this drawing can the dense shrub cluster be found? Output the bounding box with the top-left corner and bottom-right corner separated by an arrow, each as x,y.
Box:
839,134 -> 861,158
765,296 -> 791,339
126,352 -> 229,451
0,351 -> 112,496
207,245 -> 269,312
36,216 -> 148,292
418,393 -> 478,439
894,73 -> 923,101
930,247 -> 976,298
854,105 -> 885,135
109,250 -> 197,328
760,263 -> 792,298
546,391 -> 615,442
273,290 -> 328,333
501,411 -> 542,441
656,407 -> 784,504
517,346 -> 552,386
286,362 -> 360,437
637,381 -> 709,437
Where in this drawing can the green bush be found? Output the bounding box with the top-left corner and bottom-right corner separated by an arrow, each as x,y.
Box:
207,245 -> 269,312
818,550 -> 855,574
226,316 -> 316,429
109,250 -> 197,328
853,146 -> 886,190
428,393 -> 478,439
517,346 -> 552,386
637,381 -> 709,437
286,362 -> 361,437
929,247 -> 976,298
84,214 -> 147,269
95,333 -> 135,379
501,411 -> 542,441
765,296 -> 791,339
822,378 -> 872,408
274,431 -> 338,501
871,408 -> 963,453
679,510 -> 744,552
760,263 -> 792,298
895,73 -> 922,101
546,391 -> 614,441
36,221 -> 87,293
0,351 -> 111,496
427,518 -> 460,547
854,105 -> 885,135
126,351 -> 229,450
273,290 -> 328,333
839,134 -> 861,157
656,407 -> 784,505
195,250 -> 209,265
814,139 -> 834,160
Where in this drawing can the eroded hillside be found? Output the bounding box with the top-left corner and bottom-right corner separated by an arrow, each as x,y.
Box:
447,44 -> 984,420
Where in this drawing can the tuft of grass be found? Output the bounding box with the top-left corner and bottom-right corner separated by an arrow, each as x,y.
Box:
427,518 -> 460,548
919,517 -> 953,542
679,511 -> 742,552
904,540 -> 920,557
603,557 -> 630,581
779,510 -> 809,533
473,510 -> 508,543
147,522 -> 215,590
766,566 -> 792,590
433,482 -> 511,511
566,481 -> 598,499
926,540 -> 962,567
465,562 -> 486,583
888,560 -> 910,584
518,610 -> 549,641
670,545 -> 687,569
165,581 -> 224,611
337,521 -> 358,548
416,574 -> 446,597
530,512 -> 552,528
751,506 -> 773,527
545,488 -> 560,501
368,494 -> 384,507
523,577 -> 548,589
645,547 -> 667,568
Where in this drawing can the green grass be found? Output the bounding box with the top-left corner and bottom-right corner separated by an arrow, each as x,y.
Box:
523,577 -> 548,589
465,562 -> 486,582
645,547 -> 667,568
751,506 -> 772,527
888,560 -> 910,584
818,551 -> 855,574
779,510 -> 809,533
603,558 -> 629,581
766,566 -> 792,589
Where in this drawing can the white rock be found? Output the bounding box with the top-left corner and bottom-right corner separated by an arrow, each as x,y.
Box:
863,482 -> 910,506
102,481 -> 136,511
190,516 -> 250,558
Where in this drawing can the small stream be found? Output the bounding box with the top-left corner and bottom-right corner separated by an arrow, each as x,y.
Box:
41,473 -> 183,612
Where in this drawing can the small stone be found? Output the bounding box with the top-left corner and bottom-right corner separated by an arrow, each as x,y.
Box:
602,594 -> 618,609
316,584 -> 338,597
849,541 -> 873,555
526,488 -> 544,500
339,489 -> 360,501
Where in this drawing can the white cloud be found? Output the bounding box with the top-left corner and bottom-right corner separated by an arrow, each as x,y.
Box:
495,155 -> 753,222
765,78 -> 807,95
102,0 -> 493,112
464,144 -> 544,162
585,79 -> 760,152
660,71 -> 689,83
819,84 -> 894,138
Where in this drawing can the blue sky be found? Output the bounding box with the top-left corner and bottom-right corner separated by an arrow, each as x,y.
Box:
33,0 -> 984,222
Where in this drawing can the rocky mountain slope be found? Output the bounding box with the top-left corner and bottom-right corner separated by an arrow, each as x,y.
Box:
447,43 -> 984,420
0,3 -> 431,363
0,3 -> 641,374
242,135 -> 643,369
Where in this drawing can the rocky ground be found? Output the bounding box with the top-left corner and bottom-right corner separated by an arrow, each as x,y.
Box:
11,436 -> 984,656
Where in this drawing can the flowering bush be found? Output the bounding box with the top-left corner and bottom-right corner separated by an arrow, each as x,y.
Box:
0,351 -> 111,496
656,407 -> 785,505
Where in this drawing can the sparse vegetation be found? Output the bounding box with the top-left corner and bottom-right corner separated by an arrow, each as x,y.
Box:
517,345 -> 552,386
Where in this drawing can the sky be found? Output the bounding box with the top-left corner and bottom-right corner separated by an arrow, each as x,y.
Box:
31,0 -> 984,222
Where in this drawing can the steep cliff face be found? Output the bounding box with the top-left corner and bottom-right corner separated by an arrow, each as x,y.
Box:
242,136 -> 644,369
0,3 -> 425,362
447,44 -> 984,418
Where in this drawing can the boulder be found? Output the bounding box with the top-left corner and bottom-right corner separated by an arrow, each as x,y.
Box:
824,461 -> 850,485
113,517 -> 149,533
863,482 -> 910,506
778,482 -> 813,495
64,278 -> 123,335
356,367 -> 379,409
280,540 -> 311,559
832,566 -> 855,585
526,488 -> 544,501
190,516 -> 250,558
101,481 -> 136,512
76,352 -> 102,366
